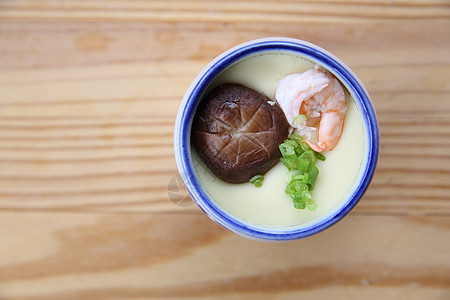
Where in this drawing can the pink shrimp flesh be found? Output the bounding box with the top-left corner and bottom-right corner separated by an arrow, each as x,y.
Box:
275,66 -> 347,152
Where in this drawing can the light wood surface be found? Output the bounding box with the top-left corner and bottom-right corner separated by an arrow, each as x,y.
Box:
0,1 -> 449,299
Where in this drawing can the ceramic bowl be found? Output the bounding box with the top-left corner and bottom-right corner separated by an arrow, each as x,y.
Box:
174,37 -> 379,241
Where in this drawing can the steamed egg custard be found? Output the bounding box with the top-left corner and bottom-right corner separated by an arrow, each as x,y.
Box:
192,52 -> 366,227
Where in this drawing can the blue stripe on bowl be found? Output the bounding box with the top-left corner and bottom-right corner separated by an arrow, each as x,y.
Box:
176,38 -> 379,241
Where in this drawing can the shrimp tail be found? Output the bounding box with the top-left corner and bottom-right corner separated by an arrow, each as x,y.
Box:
303,140 -> 326,152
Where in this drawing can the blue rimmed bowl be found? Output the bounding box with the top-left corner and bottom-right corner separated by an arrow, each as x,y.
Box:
174,37 -> 379,241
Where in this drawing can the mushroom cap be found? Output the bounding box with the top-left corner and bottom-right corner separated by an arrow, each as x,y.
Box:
192,84 -> 290,183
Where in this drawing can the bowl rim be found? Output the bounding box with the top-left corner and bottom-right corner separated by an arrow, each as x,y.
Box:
174,37 -> 379,241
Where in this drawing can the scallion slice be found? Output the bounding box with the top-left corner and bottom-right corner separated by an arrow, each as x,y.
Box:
278,134 -> 325,211
249,175 -> 264,187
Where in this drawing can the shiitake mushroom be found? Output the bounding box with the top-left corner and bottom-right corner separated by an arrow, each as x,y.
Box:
191,84 -> 290,183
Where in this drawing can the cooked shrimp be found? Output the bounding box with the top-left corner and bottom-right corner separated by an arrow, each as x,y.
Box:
275,66 -> 347,152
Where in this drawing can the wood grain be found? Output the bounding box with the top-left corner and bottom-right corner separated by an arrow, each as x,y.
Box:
0,0 -> 449,299
1,213 -> 449,299
0,0 -> 449,22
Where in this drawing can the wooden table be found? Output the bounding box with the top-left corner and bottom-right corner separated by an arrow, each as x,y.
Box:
0,1 -> 449,299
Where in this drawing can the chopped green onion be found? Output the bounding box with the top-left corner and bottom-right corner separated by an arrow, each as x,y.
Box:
300,141 -> 311,151
289,134 -> 303,141
297,157 -> 310,173
305,199 -> 317,211
280,157 -> 290,170
306,164 -> 319,190
292,115 -> 307,127
278,134 -> 326,211
315,152 -> 326,161
249,175 -> 264,187
291,173 -> 306,182
294,202 -> 306,210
